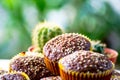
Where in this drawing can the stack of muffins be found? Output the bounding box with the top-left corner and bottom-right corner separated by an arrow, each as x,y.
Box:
43,33 -> 91,75
43,33 -> 115,80
0,33 -> 119,80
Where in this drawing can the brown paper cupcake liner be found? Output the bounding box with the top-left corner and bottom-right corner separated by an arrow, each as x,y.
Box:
44,56 -> 59,75
59,63 -> 114,80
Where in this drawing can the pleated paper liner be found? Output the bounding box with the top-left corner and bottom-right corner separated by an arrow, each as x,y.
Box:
39,74 -> 120,80
44,56 -> 59,75
39,72 -> 120,80
60,69 -> 113,80
59,63 -> 114,80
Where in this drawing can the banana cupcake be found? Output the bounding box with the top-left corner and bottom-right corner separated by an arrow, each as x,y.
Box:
9,52 -> 53,80
58,50 -> 114,80
0,72 -> 30,80
43,33 -> 91,75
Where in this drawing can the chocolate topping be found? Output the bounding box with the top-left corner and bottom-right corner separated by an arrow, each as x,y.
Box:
59,50 -> 113,73
40,76 -> 61,80
10,56 -> 53,80
43,33 -> 91,61
0,73 -> 27,80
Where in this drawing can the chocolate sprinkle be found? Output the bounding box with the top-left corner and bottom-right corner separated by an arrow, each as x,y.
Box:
59,50 -> 113,73
43,33 -> 91,61
10,56 -> 53,80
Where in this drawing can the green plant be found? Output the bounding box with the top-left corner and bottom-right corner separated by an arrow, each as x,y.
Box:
32,22 -> 64,53
91,40 -> 106,53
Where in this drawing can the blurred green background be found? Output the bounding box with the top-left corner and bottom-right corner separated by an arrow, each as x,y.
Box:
0,0 -> 120,63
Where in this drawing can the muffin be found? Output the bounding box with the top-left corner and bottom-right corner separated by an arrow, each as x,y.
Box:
43,33 -> 91,75
58,50 -> 114,80
9,52 -> 53,80
40,76 -> 61,80
0,72 -> 30,80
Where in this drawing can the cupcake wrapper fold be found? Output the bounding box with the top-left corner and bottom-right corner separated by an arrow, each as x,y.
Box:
59,68 -> 112,80
59,63 -> 114,80
44,56 -> 59,75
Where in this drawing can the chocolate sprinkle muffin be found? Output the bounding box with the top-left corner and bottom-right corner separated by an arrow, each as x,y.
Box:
44,33 -> 91,61
59,50 -> 113,73
59,50 -> 114,80
0,72 -> 30,80
40,76 -> 61,80
43,33 -> 91,74
9,54 -> 53,80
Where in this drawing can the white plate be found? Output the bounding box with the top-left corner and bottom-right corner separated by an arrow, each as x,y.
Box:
0,59 -> 10,71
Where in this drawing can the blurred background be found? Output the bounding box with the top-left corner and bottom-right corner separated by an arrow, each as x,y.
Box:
0,0 -> 120,63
